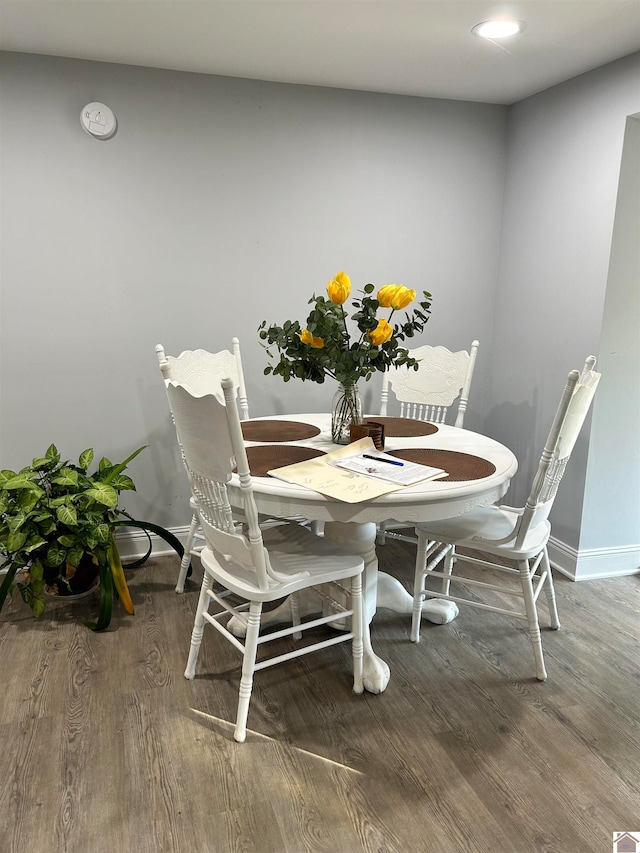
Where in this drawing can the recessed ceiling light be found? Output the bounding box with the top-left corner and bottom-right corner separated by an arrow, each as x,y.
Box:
472,20 -> 526,39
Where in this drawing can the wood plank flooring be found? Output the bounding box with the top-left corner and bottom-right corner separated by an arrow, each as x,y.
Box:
1,540 -> 638,853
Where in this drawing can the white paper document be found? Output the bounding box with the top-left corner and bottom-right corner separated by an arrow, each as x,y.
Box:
329,448 -> 447,486
267,438 -> 446,503
268,438 -> 404,503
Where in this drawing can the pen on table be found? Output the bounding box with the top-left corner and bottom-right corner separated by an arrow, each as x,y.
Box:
362,454 -> 404,467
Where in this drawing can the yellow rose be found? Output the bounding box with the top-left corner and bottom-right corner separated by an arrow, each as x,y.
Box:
299,328 -> 325,348
377,284 -> 400,308
389,286 -> 416,310
368,319 -> 393,346
377,284 -> 416,310
327,271 -> 351,305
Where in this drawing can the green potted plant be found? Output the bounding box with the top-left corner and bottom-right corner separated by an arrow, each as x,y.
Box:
0,443 -> 183,630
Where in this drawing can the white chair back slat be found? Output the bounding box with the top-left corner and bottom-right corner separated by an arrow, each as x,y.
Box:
514,359 -> 601,548
380,340 -> 479,428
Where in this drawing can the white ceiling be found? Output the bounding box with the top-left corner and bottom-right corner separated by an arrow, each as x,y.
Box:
1,0 -> 639,104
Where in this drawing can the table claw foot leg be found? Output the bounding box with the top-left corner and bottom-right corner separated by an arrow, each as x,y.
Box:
421,600 -> 459,624
363,652 -> 390,694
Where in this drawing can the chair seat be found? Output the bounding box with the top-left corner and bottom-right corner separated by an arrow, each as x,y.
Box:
201,521 -> 364,602
416,505 -> 551,560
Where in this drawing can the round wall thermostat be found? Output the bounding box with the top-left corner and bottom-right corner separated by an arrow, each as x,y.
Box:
81,102 -> 117,139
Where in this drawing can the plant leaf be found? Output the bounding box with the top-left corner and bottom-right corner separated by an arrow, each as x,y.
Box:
5,530 -> 27,552
102,446 -> 147,483
53,468 -> 79,487
2,474 -> 43,493
108,536 -> 134,615
113,518 -> 185,562
79,448 -> 94,470
0,564 -> 20,614
83,557 -> 113,631
85,483 -> 118,508
57,505 -> 78,526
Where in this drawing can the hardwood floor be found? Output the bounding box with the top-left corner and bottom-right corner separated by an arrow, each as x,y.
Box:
1,541 -> 638,853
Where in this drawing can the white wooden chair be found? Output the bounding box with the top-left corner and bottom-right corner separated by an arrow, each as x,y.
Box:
380,340 -> 479,427
167,377 -> 364,742
410,356 -> 600,681
156,340 -> 249,592
377,340 -> 479,546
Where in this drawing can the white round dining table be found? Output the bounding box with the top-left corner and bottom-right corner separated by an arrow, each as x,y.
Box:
228,413 -> 518,694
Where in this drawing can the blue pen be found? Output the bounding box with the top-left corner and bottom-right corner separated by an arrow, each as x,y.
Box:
362,453 -> 403,467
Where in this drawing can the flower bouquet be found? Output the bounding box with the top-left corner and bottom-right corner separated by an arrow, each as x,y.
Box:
258,271 -> 432,442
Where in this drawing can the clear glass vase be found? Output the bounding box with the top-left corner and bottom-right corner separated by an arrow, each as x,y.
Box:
331,382 -> 363,444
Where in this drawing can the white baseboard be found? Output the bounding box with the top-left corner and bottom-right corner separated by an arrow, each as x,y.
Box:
548,536 -> 640,581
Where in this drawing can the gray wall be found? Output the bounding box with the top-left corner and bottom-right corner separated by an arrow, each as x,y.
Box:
489,53 -> 640,565
581,115 -> 640,553
0,52 -> 506,529
1,50 -> 639,572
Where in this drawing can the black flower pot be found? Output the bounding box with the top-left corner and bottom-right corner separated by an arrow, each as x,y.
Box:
44,552 -> 100,597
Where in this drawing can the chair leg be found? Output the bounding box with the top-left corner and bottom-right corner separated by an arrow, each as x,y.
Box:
176,512 -> 199,593
541,548 -> 561,630
518,559 -> 547,681
234,601 -> 262,743
184,572 -> 214,679
376,522 -> 387,545
291,591 -> 302,640
351,574 -> 364,694
441,545 -> 455,596
411,531 -> 430,642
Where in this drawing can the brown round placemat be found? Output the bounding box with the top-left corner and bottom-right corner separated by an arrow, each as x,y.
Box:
241,419 -> 321,442
243,445 -> 326,478
387,448 -> 496,481
372,417 -> 438,438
